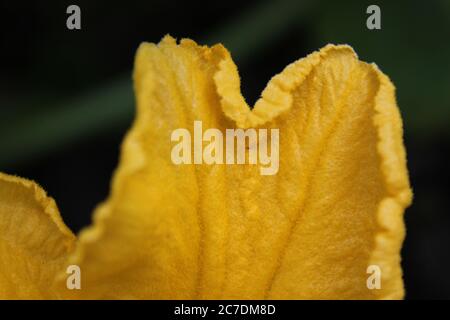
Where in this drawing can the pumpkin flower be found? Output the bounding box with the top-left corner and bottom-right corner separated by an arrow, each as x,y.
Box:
0,36 -> 412,299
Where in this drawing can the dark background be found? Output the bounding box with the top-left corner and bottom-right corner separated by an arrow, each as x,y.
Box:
0,0 -> 449,299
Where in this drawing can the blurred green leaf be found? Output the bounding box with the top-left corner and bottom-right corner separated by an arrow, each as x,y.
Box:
313,0 -> 450,135
0,0 -> 310,167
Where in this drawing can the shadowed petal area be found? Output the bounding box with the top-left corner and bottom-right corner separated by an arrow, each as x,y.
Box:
57,36 -> 411,299
0,173 -> 75,299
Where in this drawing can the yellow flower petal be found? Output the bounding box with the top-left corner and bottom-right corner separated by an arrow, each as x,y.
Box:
57,36 -> 411,299
0,173 -> 75,299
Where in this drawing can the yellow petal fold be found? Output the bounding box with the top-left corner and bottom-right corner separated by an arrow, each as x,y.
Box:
57,36 -> 411,299
0,173 -> 75,299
